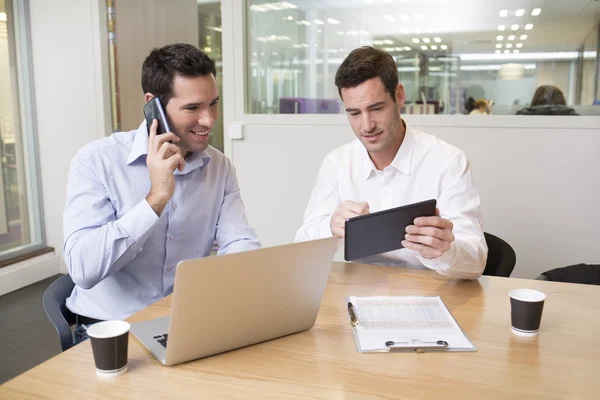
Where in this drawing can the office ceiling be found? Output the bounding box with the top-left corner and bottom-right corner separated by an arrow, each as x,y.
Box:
267,0 -> 600,53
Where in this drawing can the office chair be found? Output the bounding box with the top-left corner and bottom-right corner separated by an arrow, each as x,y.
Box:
483,232 -> 516,277
42,274 -> 76,351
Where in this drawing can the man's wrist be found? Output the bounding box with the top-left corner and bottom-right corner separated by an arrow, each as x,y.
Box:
146,190 -> 170,216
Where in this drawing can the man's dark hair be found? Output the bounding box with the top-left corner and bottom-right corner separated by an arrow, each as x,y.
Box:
335,46 -> 398,101
141,43 -> 217,106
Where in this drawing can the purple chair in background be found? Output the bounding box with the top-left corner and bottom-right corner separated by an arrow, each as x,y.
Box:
279,97 -> 341,114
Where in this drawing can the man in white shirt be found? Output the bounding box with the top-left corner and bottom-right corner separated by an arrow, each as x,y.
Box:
295,47 -> 487,279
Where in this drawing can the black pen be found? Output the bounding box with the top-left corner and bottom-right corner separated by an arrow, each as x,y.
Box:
347,302 -> 360,327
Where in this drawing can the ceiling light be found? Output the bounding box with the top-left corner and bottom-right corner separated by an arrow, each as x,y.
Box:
426,27 -> 434,33
498,25 -> 505,31
508,35 -> 515,41
421,45 -> 428,50
513,50 -> 520,54
414,28 -> 422,34
412,38 -> 420,43
0,13 -> 7,22
520,34 -> 527,40
496,44 -> 502,49
499,10 -> 508,17
401,28 -> 409,34
431,45 -> 438,50
495,50 -> 502,54
434,37 -> 442,43
525,24 -> 533,30
531,8 -> 541,16
403,46 -> 411,51
399,14 -> 409,21
327,18 -> 340,24
286,16 -> 293,20
506,43 -> 513,48
384,39 -> 394,45
314,19 -> 324,25
384,15 -> 395,22
504,50 -> 510,54
414,14 -> 424,21
516,43 -> 523,48
423,38 -> 431,43
515,9 -> 524,17
511,24 -> 519,31
497,35 -> 504,41
440,44 -> 448,50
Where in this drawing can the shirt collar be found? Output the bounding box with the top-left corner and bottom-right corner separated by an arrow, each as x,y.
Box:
361,119 -> 415,180
126,121 -> 211,173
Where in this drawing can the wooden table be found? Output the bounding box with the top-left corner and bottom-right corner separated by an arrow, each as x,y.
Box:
2,262 -> 599,399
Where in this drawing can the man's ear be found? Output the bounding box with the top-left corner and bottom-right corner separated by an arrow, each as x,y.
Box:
144,93 -> 155,104
395,84 -> 406,107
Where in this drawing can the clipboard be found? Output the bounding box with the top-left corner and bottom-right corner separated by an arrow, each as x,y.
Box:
346,296 -> 477,353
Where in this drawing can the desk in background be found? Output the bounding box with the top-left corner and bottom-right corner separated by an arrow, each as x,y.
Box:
1,262 -> 599,399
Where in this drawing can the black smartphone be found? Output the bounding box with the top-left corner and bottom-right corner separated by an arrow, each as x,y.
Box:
143,97 -> 171,135
344,199 -> 437,261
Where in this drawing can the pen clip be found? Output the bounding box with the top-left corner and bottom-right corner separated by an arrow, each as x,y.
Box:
347,302 -> 360,327
385,339 -> 448,353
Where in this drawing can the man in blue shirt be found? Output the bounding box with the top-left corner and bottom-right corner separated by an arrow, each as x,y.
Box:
63,44 -> 260,343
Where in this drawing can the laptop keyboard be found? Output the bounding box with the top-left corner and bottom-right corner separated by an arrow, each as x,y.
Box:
153,333 -> 168,348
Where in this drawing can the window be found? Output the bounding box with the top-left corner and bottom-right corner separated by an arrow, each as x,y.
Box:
246,0 -> 600,115
0,0 -> 45,260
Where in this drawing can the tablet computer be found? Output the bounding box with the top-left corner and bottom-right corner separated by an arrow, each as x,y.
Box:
344,199 -> 437,261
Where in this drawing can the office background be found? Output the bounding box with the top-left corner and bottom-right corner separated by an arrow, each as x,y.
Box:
0,0 -> 599,299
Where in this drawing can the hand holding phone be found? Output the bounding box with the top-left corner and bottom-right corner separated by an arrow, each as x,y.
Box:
144,112 -> 185,217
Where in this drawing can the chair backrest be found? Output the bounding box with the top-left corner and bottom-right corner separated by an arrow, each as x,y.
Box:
483,232 -> 516,277
42,274 -> 76,351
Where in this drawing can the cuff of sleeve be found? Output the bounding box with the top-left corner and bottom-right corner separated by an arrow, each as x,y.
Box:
116,199 -> 160,245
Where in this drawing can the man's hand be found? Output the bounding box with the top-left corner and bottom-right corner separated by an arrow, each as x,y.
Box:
330,200 -> 370,238
145,119 -> 185,216
402,208 -> 455,259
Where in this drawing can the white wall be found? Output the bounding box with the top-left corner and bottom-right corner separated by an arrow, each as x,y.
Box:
29,0 -> 109,273
232,116 -> 600,279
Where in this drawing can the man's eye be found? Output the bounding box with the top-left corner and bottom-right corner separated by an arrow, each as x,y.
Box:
210,102 -> 219,107
185,107 -> 198,111
373,107 -> 383,111
350,113 -> 359,117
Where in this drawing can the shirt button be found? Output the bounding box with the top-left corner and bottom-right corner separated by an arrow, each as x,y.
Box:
167,266 -> 173,271
172,203 -> 177,209
169,235 -> 174,240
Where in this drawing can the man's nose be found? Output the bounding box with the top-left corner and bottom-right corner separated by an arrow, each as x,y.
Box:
362,113 -> 376,133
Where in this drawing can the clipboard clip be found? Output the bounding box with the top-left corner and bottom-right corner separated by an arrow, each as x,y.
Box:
385,339 -> 449,353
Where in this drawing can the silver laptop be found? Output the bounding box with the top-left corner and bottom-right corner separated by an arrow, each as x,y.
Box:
130,238 -> 339,366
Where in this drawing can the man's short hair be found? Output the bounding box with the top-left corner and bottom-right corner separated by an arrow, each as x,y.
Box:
335,46 -> 398,101
141,43 -> 217,106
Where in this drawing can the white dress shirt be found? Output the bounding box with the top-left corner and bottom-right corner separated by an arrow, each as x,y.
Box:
295,121 -> 487,279
64,122 -> 260,320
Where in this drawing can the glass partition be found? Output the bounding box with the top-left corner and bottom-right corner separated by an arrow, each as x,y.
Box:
246,0 -> 600,115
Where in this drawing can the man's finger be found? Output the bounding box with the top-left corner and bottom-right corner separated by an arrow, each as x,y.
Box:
346,201 -> 369,215
402,240 -> 444,259
404,234 -> 450,251
148,119 -> 158,153
405,225 -> 454,242
157,142 -> 182,160
167,154 -> 185,172
414,216 -> 453,230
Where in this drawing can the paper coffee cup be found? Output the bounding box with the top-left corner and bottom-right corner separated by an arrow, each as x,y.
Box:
509,289 -> 546,337
87,320 -> 130,377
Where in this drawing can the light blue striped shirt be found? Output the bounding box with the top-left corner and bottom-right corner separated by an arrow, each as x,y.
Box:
64,122 -> 260,320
